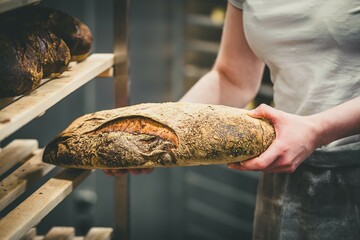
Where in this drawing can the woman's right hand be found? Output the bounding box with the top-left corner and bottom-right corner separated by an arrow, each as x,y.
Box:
103,168 -> 154,177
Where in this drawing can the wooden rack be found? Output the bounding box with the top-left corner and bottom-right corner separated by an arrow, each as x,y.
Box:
20,227 -> 113,240
0,54 -> 117,240
0,0 -> 129,239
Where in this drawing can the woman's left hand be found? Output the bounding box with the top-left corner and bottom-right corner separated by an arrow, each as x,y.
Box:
228,104 -> 320,173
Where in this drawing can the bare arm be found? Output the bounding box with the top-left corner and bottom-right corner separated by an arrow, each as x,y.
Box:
313,96 -> 360,146
104,4 -> 265,176
180,3 -> 264,108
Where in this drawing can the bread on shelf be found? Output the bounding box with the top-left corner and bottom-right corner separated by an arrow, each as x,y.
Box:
0,5 -> 93,98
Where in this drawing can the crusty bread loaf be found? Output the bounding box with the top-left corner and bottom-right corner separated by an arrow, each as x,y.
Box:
0,5 -> 91,98
24,29 -> 71,79
46,12 -> 92,62
0,6 -> 92,61
0,34 -> 43,97
43,102 -> 275,169
0,29 -> 71,97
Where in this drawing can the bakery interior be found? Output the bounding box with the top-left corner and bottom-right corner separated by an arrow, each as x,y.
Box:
0,0 -> 273,239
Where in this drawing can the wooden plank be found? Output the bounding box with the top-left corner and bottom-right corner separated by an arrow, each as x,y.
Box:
98,67 -> 114,78
43,227 -> 75,240
0,96 -> 19,110
0,168 -> 93,240
0,139 -> 38,176
0,0 -> 40,14
0,149 -> 55,212
85,228 -> 113,240
0,53 -> 114,142
73,237 -> 84,240
20,228 -> 37,240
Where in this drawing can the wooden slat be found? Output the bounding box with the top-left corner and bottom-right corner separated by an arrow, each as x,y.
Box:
43,227 -> 75,240
20,228 -> 37,240
0,149 -> 55,212
0,168 -> 93,240
85,228 -> 113,240
0,139 -> 38,176
0,0 -> 40,14
98,67 -> 114,78
0,53 -> 114,142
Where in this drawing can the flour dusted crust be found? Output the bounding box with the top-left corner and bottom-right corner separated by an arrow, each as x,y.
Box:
43,102 -> 275,169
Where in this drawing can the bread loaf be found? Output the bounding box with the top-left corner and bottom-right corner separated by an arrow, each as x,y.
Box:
23,29 -> 71,79
43,102 -> 275,169
0,28 -> 71,97
0,5 -> 91,97
1,6 -> 93,61
46,11 -> 92,62
0,34 -> 43,97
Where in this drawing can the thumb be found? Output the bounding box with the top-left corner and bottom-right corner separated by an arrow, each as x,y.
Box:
248,104 -> 277,120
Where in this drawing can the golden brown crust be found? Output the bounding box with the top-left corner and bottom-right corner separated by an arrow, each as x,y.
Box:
43,102 -> 276,169
96,116 -> 179,147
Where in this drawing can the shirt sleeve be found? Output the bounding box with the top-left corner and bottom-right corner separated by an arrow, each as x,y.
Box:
228,0 -> 244,9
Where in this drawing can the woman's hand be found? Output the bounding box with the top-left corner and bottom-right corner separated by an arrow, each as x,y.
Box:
103,168 -> 154,177
228,104 -> 321,173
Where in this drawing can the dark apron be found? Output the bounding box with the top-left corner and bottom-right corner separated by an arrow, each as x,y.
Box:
253,142 -> 360,240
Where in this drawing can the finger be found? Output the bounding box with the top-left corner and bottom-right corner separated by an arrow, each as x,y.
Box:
141,168 -> 155,174
227,162 -> 247,171
240,156 -> 273,171
260,158 -> 290,173
241,141 -> 282,171
248,104 -> 278,121
264,154 -> 304,173
128,169 -> 144,175
109,169 -> 129,176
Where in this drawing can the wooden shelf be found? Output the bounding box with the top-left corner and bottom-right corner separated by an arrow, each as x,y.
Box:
20,227 -> 113,240
0,140 -> 94,240
0,0 -> 40,14
0,165 -> 93,239
0,53 -> 115,142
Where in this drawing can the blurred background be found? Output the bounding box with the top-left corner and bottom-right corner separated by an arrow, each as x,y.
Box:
2,0 -> 272,239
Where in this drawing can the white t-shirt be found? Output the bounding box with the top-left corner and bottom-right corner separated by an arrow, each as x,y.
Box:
229,0 -> 360,147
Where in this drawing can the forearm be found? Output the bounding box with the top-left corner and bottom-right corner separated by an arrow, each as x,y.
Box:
180,3 -> 264,108
179,69 -> 258,108
311,96 -> 360,147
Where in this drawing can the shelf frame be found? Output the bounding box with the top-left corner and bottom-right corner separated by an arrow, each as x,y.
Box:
113,1 -> 130,240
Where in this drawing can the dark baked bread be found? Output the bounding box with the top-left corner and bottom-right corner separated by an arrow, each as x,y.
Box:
0,6 -> 92,61
0,5 -> 92,97
0,34 -> 43,97
46,11 -> 92,62
22,29 -> 71,78
43,102 -> 275,169
0,28 -> 70,97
